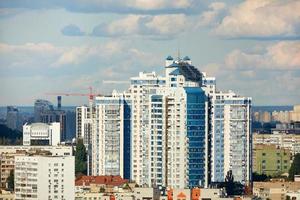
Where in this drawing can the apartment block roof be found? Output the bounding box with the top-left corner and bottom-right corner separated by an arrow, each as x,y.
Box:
75,175 -> 128,187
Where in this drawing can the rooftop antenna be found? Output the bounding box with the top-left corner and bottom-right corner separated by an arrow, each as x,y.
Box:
177,40 -> 181,60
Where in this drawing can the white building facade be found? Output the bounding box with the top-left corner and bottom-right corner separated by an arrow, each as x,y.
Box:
202,74 -> 252,184
76,55 -> 252,188
91,92 -> 131,178
14,155 -> 75,200
23,122 -> 61,146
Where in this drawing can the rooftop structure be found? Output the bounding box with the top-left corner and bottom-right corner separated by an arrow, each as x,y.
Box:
75,175 -> 128,187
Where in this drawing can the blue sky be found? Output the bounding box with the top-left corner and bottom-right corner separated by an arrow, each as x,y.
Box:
0,0 -> 299,106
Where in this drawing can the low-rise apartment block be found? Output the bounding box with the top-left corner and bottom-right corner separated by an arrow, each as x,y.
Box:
253,180 -> 300,200
253,144 -> 292,176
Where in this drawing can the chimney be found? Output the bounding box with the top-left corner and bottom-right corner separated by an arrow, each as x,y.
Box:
57,96 -> 62,110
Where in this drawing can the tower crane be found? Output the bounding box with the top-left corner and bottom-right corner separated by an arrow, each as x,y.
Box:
45,86 -> 102,106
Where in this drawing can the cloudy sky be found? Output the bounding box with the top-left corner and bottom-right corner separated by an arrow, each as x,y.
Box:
0,0 -> 299,106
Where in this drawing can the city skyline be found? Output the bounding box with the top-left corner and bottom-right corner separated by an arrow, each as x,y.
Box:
0,0 -> 300,106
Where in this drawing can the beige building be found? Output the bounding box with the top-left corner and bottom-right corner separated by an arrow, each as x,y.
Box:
253,133 -> 300,155
0,146 -> 73,191
261,112 -> 271,123
291,105 -> 300,122
286,190 -> 300,200
0,145 -> 73,156
272,111 -> 290,123
271,105 -> 300,123
0,189 -> 14,200
0,152 -> 26,189
253,180 -> 300,200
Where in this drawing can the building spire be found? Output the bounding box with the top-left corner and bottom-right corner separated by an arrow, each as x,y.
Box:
177,40 -> 181,60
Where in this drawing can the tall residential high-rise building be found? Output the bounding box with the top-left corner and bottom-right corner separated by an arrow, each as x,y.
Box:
6,106 -> 21,131
91,91 -> 131,179
76,55 -> 252,189
14,155 -> 74,200
129,71 -> 166,186
202,74 -> 252,184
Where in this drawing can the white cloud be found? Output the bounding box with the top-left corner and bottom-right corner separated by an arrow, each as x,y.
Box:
91,14 -> 189,38
0,0 -> 198,15
0,41 -> 163,105
198,2 -> 226,27
202,41 -> 300,105
224,41 -> 300,70
128,0 -> 191,10
0,43 -> 63,68
214,0 -> 300,39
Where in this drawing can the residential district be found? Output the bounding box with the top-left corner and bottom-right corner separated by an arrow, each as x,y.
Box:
0,56 -> 300,200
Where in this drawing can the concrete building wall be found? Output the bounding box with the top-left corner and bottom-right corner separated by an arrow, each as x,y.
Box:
23,122 -> 61,146
14,155 -> 74,200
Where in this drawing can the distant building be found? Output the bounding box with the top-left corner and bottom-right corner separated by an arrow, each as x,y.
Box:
6,106 -> 21,131
272,110 -> 290,123
14,155 -> 75,200
76,106 -> 93,143
253,180 -> 300,200
253,112 -> 260,122
291,105 -> 300,122
66,110 -> 76,140
34,99 -> 54,122
40,110 -> 66,141
253,133 -> 300,155
34,98 -> 67,141
253,144 -> 291,176
261,111 -> 271,123
271,122 -> 300,135
23,122 -> 61,146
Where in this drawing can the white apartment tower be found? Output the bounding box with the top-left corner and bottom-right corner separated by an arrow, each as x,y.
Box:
129,56 -> 209,188
14,155 -> 75,200
129,71 -> 166,186
202,75 -> 252,184
91,91 -> 131,178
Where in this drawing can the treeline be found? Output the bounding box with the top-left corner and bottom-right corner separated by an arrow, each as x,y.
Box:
0,124 -> 22,145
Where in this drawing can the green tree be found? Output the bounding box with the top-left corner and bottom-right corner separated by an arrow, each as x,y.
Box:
224,170 -> 244,196
75,139 -> 87,175
289,153 -> 300,181
0,124 -> 22,145
225,170 -> 235,196
7,170 -> 14,191
252,172 -> 270,182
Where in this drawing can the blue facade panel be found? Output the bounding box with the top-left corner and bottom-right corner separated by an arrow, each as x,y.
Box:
123,100 -> 131,179
185,87 -> 207,187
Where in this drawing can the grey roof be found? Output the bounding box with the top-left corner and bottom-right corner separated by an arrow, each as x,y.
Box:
166,62 -> 180,68
166,55 -> 174,60
183,56 -> 191,61
168,62 -> 202,83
